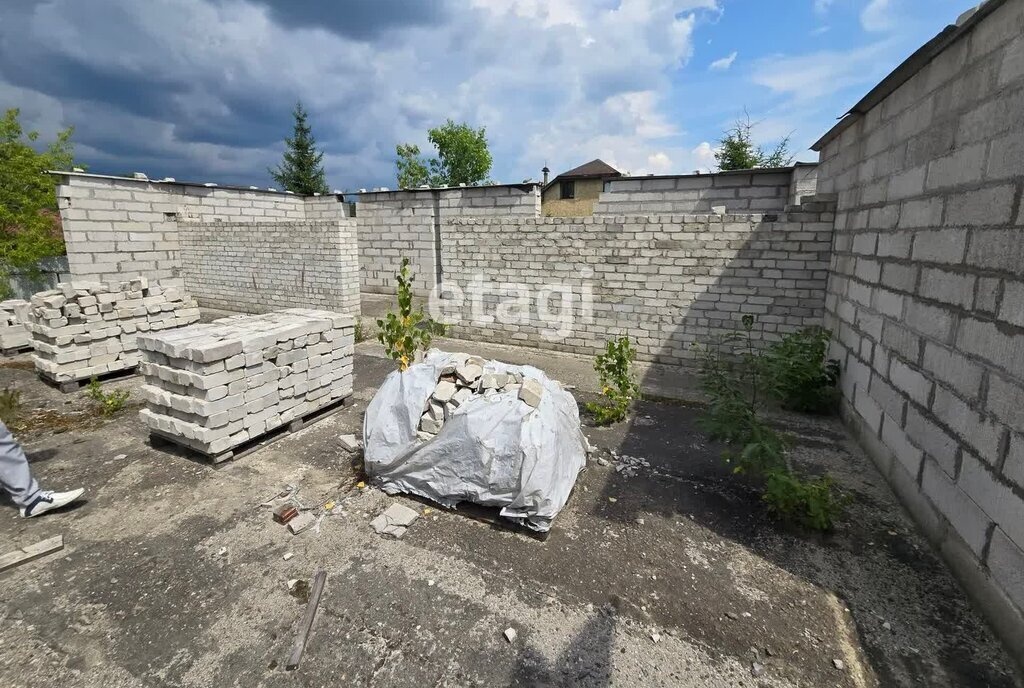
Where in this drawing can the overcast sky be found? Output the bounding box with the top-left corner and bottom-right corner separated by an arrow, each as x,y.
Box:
2,0 -> 972,190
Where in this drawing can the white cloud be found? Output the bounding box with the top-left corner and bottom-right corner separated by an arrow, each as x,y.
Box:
861,0 -> 894,32
751,40 -> 895,100
646,151 -> 673,173
709,51 -> 737,71
813,0 -> 835,14
689,141 -> 716,172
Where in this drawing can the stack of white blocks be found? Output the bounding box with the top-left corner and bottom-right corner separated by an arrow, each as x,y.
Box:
0,300 -> 32,351
137,309 -> 354,458
27,278 -> 200,383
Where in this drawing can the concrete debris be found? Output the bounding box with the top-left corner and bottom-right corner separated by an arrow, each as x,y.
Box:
832,659 -> 845,671
518,378 -> 544,408
456,363 -> 482,385
651,632 -> 661,643
283,552 -> 294,561
416,357 -> 547,439
751,662 -> 765,677
370,503 -> 420,539
432,380 -> 456,402
287,512 -> 316,535
0,299 -> 32,351
339,434 -> 361,452
614,454 -> 651,477
504,627 -> 517,643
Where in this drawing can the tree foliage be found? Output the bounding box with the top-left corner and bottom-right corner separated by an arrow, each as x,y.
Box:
395,143 -> 430,189
395,120 -> 493,188
715,113 -> 794,171
269,102 -> 329,195
0,108 -> 75,298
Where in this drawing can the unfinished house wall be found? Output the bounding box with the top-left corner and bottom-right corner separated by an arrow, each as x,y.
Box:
592,166 -> 815,216
54,173 -> 309,286
178,219 -> 359,315
815,0 -> 1024,659
440,199 -> 833,367
355,184 -> 540,296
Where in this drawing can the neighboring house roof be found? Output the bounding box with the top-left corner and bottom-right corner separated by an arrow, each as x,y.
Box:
544,159 -> 621,193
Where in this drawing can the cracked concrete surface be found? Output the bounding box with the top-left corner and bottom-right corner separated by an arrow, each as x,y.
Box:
0,344 -> 1019,687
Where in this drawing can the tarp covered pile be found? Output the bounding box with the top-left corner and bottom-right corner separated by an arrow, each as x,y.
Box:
363,350 -> 587,531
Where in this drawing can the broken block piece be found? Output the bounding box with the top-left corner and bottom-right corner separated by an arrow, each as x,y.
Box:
432,380 -> 456,403
339,434 -> 361,453
451,386 -> 474,407
519,378 -> 544,408
370,503 -> 420,539
456,364 -> 482,385
420,416 -> 442,434
288,512 -> 316,534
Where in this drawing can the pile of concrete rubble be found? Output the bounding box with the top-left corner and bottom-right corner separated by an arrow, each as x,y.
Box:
417,354 -> 544,439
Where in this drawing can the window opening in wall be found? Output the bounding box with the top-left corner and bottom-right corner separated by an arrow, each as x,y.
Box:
560,180 -> 575,200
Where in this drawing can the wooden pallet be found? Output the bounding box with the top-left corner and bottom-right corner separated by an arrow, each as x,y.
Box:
39,366 -> 139,393
149,395 -> 350,464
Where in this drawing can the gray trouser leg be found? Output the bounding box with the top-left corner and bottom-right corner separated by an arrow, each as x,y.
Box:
0,420 -> 40,507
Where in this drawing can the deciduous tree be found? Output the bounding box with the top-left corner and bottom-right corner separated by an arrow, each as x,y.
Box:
0,108 -> 75,298
395,120 -> 492,188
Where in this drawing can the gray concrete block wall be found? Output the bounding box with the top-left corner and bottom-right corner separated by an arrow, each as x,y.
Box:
355,184 -> 540,296
441,203 -> 833,368
178,219 -> 360,316
817,0 -> 1024,660
593,167 -> 813,216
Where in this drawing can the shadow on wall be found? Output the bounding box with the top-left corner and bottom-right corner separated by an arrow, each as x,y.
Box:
6,255 -> 71,300
590,216 -> 1019,686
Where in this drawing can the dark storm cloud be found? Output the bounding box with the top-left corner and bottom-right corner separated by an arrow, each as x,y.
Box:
240,0 -> 451,39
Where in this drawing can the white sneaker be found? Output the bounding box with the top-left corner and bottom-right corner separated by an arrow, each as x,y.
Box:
20,488 -> 85,518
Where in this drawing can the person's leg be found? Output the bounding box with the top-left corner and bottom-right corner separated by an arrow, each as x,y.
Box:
0,420 -> 41,507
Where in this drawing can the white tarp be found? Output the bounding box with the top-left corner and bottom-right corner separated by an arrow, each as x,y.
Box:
363,350 -> 588,531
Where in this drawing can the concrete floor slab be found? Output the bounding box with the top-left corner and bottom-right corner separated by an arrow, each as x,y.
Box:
0,348 -> 1018,687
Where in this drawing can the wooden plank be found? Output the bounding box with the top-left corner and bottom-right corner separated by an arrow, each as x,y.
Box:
286,569 -> 327,671
0,535 -> 64,573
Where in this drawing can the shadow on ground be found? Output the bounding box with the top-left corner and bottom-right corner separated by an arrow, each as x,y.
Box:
579,216 -> 1020,687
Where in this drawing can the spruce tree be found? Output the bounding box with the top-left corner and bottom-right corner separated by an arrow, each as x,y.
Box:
270,102 -> 329,195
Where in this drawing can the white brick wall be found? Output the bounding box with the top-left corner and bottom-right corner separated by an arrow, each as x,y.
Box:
55,174 -> 310,287
817,0 -> 1024,648
355,184 -> 541,295
441,201 -> 833,367
178,219 -> 359,316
